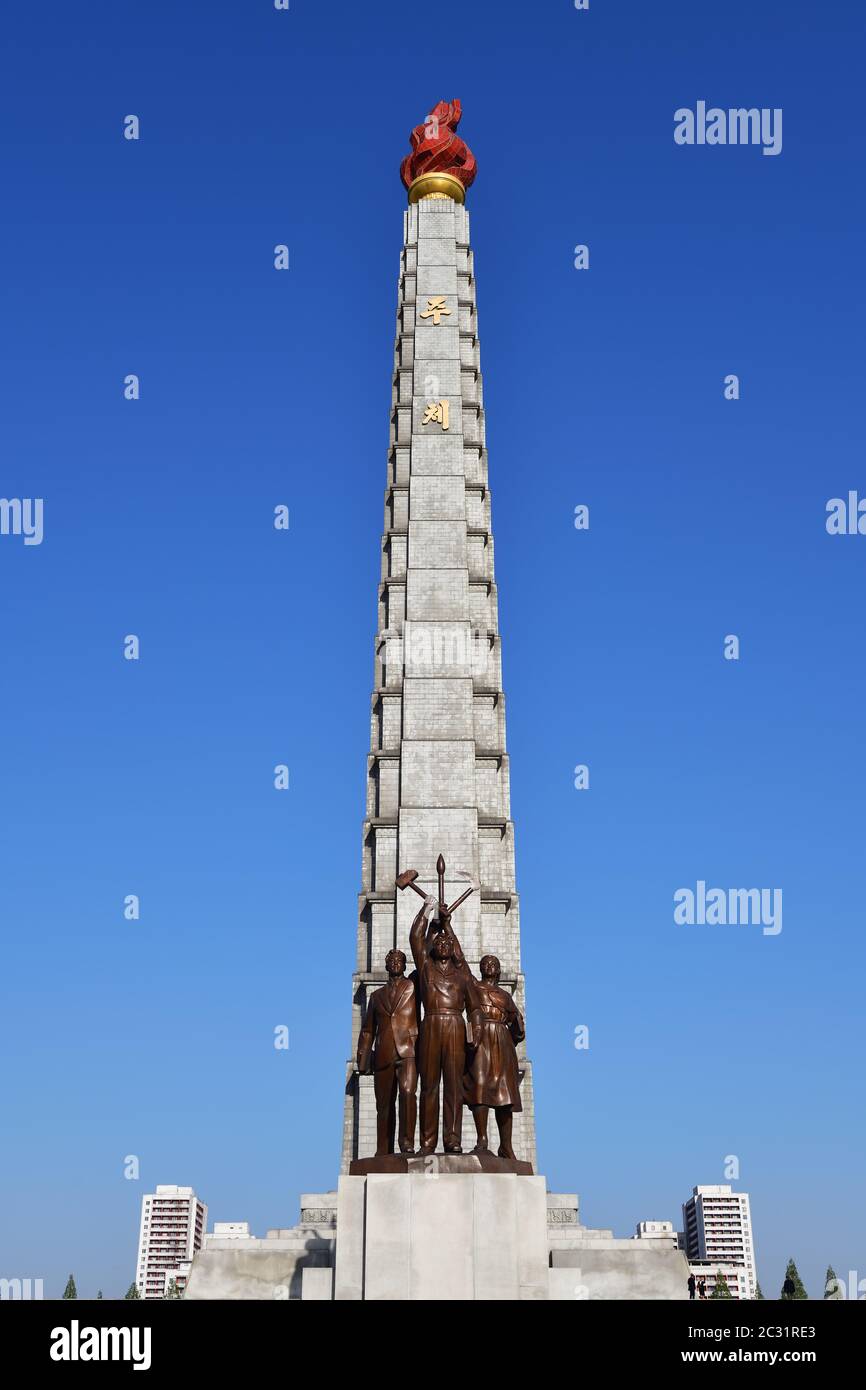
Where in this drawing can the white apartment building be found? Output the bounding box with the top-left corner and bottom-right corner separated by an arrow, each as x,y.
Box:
688,1260 -> 750,1300
634,1220 -> 680,1247
135,1185 -> 207,1299
203,1221 -> 254,1244
682,1185 -> 757,1298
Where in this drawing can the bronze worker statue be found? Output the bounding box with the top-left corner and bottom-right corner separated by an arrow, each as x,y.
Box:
409,907 -> 469,1155
356,949 -> 420,1156
396,854 -> 526,1162
400,855 -> 475,1156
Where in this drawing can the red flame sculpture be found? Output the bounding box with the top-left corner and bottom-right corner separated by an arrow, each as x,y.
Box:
400,100 -> 477,196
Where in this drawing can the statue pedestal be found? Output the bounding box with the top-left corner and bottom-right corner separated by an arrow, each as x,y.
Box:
334,1171 -> 549,1301
349,1151 -> 533,1177
183,1182 -> 692,1300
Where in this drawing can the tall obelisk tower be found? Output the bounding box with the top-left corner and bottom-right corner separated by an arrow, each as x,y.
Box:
342,102 -> 537,1172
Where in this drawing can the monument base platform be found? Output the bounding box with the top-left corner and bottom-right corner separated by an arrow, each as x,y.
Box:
349,1151 -> 533,1177
183,1183 -> 691,1301
335,1171 -> 548,1300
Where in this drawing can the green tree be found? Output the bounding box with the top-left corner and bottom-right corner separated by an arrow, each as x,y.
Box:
124,1282 -> 141,1300
62,1275 -> 77,1300
824,1266 -> 844,1299
164,1278 -> 182,1300
710,1271 -> 734,1299
780,1258 -> 808,1300
753,1281 -> 765,1300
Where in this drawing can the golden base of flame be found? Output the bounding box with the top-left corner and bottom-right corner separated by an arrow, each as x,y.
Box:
407,172 -> 466,205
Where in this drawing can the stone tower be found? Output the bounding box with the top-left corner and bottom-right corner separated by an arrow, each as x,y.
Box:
341,102 -> 537,1173
185,101 -> 692,1304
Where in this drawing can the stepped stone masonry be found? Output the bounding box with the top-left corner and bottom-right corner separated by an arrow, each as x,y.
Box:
342,192 -> 537,1172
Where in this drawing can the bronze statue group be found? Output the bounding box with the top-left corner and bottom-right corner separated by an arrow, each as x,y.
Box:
357,893 -> 526,1162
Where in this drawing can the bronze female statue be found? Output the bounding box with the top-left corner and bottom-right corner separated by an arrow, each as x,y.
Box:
463,955 -> 525,1161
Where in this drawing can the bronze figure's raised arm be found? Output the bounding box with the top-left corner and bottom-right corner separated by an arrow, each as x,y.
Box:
397,855 -> 473,1156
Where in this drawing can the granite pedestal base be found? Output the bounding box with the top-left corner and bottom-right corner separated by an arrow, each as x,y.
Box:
334,1170 -> 548,1300
183,1183 -> 692,1300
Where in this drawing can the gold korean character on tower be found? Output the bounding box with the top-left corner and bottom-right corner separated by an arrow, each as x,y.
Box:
421,400 -> 450,431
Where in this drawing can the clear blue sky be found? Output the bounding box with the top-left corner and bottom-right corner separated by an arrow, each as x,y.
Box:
1,0 -> 863,1300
